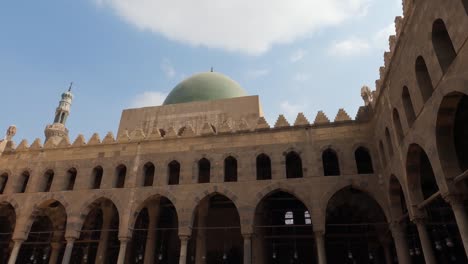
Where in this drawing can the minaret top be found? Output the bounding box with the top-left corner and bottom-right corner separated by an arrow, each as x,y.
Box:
44,84 -> 74,142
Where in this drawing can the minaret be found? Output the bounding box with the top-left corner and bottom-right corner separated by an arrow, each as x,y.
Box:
44,83 -> 74,143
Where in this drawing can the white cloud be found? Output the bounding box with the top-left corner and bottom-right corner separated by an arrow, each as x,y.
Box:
246,68 -> 270,79
329,37 -> 371,56
293,73 -> 310,82
95,0 -> 371,55
280,101 -> 307,120
130,91 -> 168,108
160,59 -> 176,78
290,49 -> 307,63
373,23 -> 396,51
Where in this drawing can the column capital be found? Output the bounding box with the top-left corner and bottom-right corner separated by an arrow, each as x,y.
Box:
411,216 -> 426,225
118,237 -> 131,243
51,242 -> 62,249
179,235 -> 190,242
313,230 -> 325,236
442,193 -> 464,206
65,236 -> 77,243
12,238 -> 24,244
242,233 -> 252,239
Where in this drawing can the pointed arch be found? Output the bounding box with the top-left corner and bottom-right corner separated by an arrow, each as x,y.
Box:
415,56 -> 434,103
18,170 -> 30,193
91,166 -> 103,189
392,108 -> 404,142
142,162 -> 155,187
432,19 -> 456,74
224,156 -> 238,182
0,173 -> 8,194
322,148 -> 340,176
464,0 -> 468,15
43,169 -> 54,192
406,144 -> 439,201
256,153 -> 272,180
286,151 -> 303,178
168,160 -> 180,185
388,175 -> 408,217
402,86 -> 416,126
66,168 -> 77,191
355,147 -> 374,174
114,164 -> 126,188
198,158 -> 211,183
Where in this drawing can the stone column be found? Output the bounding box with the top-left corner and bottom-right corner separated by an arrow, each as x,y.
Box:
7,239 -> 23,264
243,234 -> 252,264
389,222 -> 411,264
444,194 -> 468,256
144,202 -> 161,264
413,218 -> 436,264
195,200 -> 209,264
96,204 -> 114,264
61,238 -> 76,264
179,235 -> 190,264
314,231 -> 327,264
48,242 -> 62,264
117,238 -> 129,264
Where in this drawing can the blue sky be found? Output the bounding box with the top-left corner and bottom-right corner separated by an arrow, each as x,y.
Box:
0,0 -> 402,143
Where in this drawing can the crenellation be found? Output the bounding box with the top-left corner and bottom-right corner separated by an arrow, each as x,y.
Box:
274,114 -> 290,128
87,133 -> 101,145
102,132 -> 116,144
255,116 -> 270,130
334,109 -> 352,122
30,138 -> 43,150
294,112 -> 310,126
217,122 -> 233,134
314,111 -> 330,125
15,139 -> 29,151
200,122 -> 216,136
164,127 -> 178,139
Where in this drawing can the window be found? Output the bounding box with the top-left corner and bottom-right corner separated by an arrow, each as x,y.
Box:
43,170 -> 54,192
415,56 -> 434,103
168,161 -> 180,185
66,168 -> 77,191
92,166 -> 103,189
286,152 -> 303,178
305,211 -> 311,225
115,165 -> 126,188
322,149 -> 340,176
285,211 -> 294,225
355,147 -> 374,174
19,171 -> 30,193
224,156 -> 237,182
385,128 -> 394,156
256,154 -> 272,180
0,173 -> 8,194
402,86 -> 416,126
198,158 -> 210,183
393,109 -> 404,142
432,19 -> 456,74
143,162 -> 155,187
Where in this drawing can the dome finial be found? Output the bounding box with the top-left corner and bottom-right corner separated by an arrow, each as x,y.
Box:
68,82 -> 73,92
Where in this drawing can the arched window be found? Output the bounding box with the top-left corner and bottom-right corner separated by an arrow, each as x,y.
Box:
304,211 -> 312,224
393,109 -> 404,142
379,140 -> 387,165
432,19 -> 456,74
355,147 -> 374,174
224,156 -> 237,182
92,166 -> 103,189
285,211 -> 294,225
168,161 -> 180,185
286,152 -> 303,178
43,170 -> 54,192
0,173 -> 8,194
415,56 -> 434,103
402,86 -> 416,126
256,154 -> 272,180
19,171 -> 30,193
385,128 -> 394,156
115,165 -> 126,188
66,168 -> 77,191
143,162 -> 155,187
198,158 -> 211,183
322,149 -> 340,176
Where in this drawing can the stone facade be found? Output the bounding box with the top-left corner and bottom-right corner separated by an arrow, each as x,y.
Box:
0,0 -> 468,264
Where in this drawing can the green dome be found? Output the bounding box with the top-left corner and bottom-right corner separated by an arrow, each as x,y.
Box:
163,72 -> 247,105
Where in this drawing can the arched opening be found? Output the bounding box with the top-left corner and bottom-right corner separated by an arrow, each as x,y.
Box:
0,203 -> 15,262
436,92 -> 468,179
322,149 -> 340,176
198,158 -> 211,183
402,86 -> 417,126
286,152 -> 303,178
0,173 -> 8,194
188,194 -> 243,263
92,166 -> 103,189
326,188 -> 388,264
43,170 -> 54,192
18,200 -> 67,263
114,164 -> 126,188
355,147 -> 374,174
379,140 -> 387,166
66,168 -> 77,191
406,144 -> 468,262
385,128 -> 394,157
256,154 -> 272,180
129,197 -> 179,264
224,156 -> 238,182
415,56 -> 434,103
464,0 -> 468,15
143,162 -> 155,187
70,199 -> 120,263
168,161 -> 180,185
432,19 -> 456,74
254,191 -> 314,264
393,108 -> 404,143
19,171 -> 30,193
